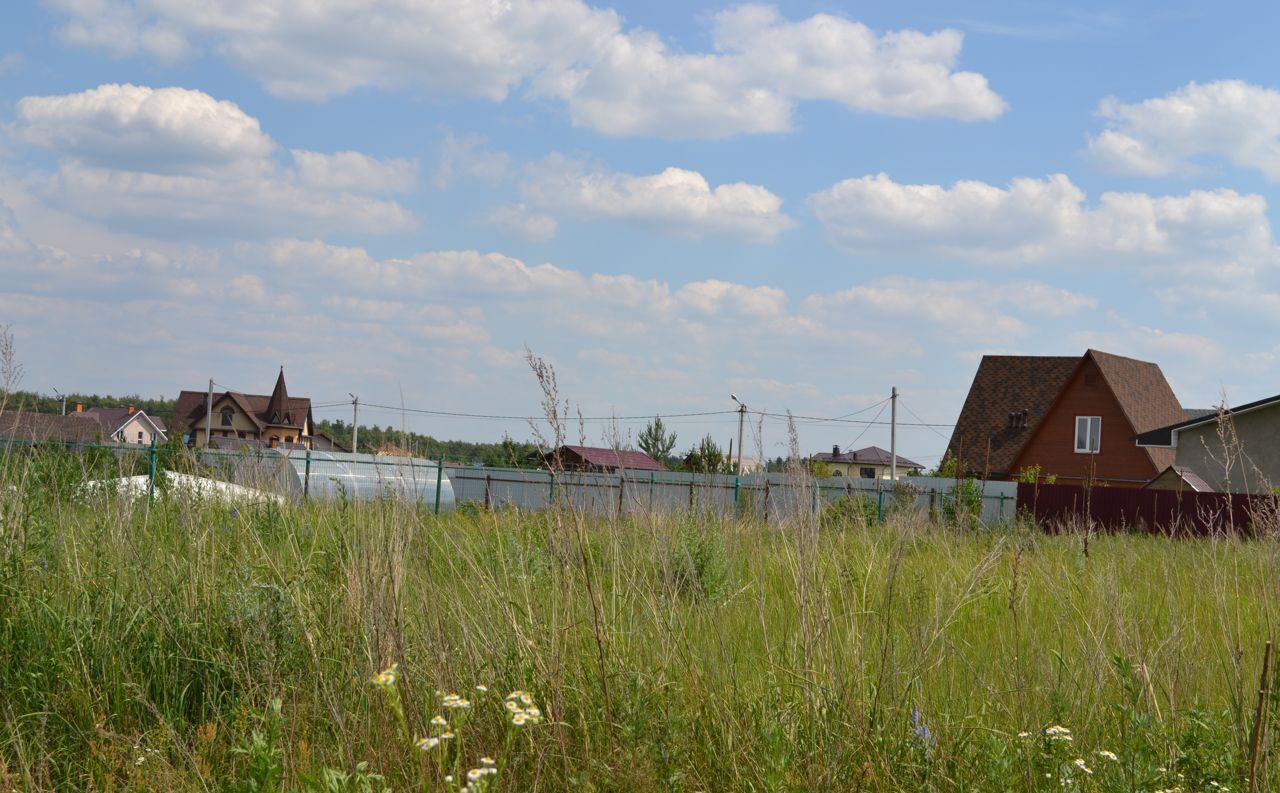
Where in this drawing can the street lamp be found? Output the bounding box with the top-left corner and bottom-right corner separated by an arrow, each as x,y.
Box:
730,394 -> 747,474
52,387 -> 66,416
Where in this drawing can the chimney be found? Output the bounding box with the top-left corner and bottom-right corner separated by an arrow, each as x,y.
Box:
126,405 -> 136,415
74,402 -> 84,413
832,444 -> 841,457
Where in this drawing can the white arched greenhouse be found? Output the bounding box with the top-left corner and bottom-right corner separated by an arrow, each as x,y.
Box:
200,446 -> 454,510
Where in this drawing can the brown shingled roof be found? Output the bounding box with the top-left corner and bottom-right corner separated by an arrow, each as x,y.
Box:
945,355 -> 1079,477
548,445 -> 666,472
0,411 -> 103,444
946,350 -> 1185,477
1086,349 -> 1182,470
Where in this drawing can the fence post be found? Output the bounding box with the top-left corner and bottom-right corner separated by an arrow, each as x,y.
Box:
877,486 -> 885,523
148,437 -> 157,499
617,473 -> 625,516
548,471 -> 555,505
649,471 -> 655,512
484,473 -> 492,509
998,493 -> 1007,522
303,448 -> 312,500
733,476 -> 741,515
433,458 -> 444,515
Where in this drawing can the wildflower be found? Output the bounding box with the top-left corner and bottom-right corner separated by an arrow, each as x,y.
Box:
506,690 -> 525,701
1073,758 -> 1093,774
520,693 -> 532,705
911,707 -> 935,748
525,706 -> 541,720
1017,731 -> 1031,738
476,684 -> 488,692
431,715 -> 448,726
445,776 -> 454,784
512,713 -> 528,726
1096,749 -> 1119,762
481,756 -> 496,767
441,731 -> 455,740
504,700 -> 520,713
468,769 -> 483,781
415,736 -> 440,751
1044,725 -> 1072,742
372,662 -> 399,688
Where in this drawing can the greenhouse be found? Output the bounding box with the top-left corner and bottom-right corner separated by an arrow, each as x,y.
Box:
200,446 -> 454,509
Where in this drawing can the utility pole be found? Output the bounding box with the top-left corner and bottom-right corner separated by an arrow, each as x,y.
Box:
731,394 -> 747,475
350,393 -> 359,454
53,387 -> 66,416
890,386 -> 898,481
204,378 -> 213,447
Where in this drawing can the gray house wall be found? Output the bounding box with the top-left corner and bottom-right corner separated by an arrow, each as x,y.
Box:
1173,404 -> 1280,494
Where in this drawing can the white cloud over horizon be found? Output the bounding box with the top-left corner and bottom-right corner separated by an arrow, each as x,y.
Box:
810,172 -> 1278,267
6,84 -> 417,237
44,1 -> 1006,138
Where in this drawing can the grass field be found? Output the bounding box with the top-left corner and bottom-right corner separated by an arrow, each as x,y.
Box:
2,452 -> 1278,792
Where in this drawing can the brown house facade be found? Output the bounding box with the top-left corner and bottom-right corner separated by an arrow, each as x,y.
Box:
172,368 -> 315,449
947,350 -> 1185,487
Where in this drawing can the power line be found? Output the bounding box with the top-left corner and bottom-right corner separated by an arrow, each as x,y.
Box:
840,401 -> 888,452
897,398 -> 953,441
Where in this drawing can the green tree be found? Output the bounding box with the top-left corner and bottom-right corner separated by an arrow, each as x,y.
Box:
684,434 -> 727,474
637,416 -> 677,466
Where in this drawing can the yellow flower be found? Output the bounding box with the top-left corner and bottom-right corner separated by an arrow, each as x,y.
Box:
372,662 -> 399,687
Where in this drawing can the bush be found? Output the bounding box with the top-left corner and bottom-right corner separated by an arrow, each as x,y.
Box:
821,494 -> 879,530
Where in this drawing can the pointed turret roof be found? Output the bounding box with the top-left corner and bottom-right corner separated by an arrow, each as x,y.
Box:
266,367 -> 289,424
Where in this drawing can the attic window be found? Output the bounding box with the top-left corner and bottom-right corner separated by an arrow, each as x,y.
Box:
1075,416 -> 1101,454
284,413 -> 291,424
220,408 -> 234,427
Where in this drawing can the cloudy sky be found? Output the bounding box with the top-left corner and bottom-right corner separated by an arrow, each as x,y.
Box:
2,0 -> 1279,466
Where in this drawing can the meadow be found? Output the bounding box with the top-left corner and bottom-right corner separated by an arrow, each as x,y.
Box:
2,450 -> 1278,792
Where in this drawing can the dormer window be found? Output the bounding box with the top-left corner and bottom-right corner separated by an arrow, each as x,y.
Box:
283,413 -> 291,424
220,408 -> 234,427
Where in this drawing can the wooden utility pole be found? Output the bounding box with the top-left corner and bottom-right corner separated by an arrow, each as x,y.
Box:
204,378 -> 213,447
890,386 -> 898,480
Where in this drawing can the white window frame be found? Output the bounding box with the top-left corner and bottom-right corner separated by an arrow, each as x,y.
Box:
1074,416 -> 1101,454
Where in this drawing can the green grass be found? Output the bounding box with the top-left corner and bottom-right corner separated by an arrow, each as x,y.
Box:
2,450 -> 1278,791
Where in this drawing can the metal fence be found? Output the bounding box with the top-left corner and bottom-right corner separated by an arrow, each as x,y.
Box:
445,466 -> 1018,524
0,436 -> 1018,523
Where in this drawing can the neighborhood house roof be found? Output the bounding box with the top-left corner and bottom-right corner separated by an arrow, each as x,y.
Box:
0,411 -> 103,444
945,354 -> 1079,476
1145,465 -> 1212,492
173,370 -> 311,435
946,349 -> 1185,476
82,406 -> 167,438
549,445 -> 665,471
811,445 -> 923,470
1135,392 -> 1280,447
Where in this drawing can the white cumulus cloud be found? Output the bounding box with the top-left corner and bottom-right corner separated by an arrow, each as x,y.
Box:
45,1 -> 1006,138
516,156 -> 794,242
1087,80 -> 1280,181
6,84 -> 415,237
809,172 -> 1277,265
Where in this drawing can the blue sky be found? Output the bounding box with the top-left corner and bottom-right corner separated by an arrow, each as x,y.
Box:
2,0 -> 1279,466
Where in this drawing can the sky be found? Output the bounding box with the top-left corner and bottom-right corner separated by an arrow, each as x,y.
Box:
2,0 -> 1279,467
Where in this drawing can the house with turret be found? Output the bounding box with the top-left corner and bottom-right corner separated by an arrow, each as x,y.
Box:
172,368 -> 315,449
